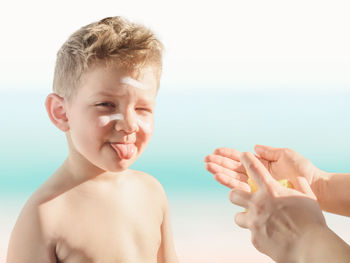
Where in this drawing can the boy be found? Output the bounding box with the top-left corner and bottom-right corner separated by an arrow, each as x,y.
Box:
7,16 -> 178,263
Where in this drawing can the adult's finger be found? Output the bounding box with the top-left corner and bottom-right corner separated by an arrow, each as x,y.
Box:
240,152 -> 278,192
204,154 -> 246,174
229,188 -> 252,208
296,177 -> 317,199
214,173 -> 250,191
205,162 -> 247,181
254,144 -> 283,162
235,212 -> 249,229
213,147 -> 241,162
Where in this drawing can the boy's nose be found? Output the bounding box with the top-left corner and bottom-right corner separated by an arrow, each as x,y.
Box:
114,109 -> 138,134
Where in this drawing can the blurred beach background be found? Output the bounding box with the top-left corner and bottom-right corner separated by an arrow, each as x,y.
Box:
1,0 -> 350,262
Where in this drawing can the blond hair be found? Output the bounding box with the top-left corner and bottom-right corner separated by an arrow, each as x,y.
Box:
53,16 -> 163,99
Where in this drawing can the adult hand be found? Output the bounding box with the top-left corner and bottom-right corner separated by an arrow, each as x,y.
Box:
232,152 -> 327,262
204,145 -> 326,198
204,147 -> 250,192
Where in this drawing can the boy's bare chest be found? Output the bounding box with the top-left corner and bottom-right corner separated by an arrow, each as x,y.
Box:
47,188 -> 163,262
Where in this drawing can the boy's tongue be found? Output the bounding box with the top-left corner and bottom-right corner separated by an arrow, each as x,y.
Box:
111,143 -> 135,160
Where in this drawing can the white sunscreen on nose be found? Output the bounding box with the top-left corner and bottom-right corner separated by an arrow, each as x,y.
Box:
99,113 -> 124,127
99,113 -> 152,134
137,118 -> 152,134
120,77 -> 149,90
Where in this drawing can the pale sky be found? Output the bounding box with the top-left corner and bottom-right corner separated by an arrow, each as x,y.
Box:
0,0 -> 349,92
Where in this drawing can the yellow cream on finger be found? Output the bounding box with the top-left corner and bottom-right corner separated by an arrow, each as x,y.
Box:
247,171 -> 294,192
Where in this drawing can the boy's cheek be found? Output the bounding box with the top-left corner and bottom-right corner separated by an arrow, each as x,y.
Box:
136,131 -> 153,150
140,131 -> 152,143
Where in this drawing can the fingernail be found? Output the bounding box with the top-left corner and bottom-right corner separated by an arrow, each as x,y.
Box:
255,144 -> 262,151
229,189 -> 236,201
239,152 -> 245,159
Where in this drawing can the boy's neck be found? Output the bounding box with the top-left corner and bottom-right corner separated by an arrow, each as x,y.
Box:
62,154 -> 128,183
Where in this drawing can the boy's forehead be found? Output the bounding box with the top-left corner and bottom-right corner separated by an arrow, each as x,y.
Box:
79,64 -> 159,97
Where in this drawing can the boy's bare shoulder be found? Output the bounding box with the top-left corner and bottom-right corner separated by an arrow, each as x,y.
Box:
127,170 -> 167,197
128,169 -> 164,187
19,187 -> 64,237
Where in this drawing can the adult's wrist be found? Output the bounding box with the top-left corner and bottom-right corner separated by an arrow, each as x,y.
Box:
296,223 -> 330,263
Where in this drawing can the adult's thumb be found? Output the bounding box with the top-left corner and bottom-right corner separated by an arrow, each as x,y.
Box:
254,144 -> 282,162
297,177 -> 317,200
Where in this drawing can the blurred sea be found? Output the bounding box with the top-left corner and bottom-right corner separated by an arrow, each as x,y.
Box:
1,87 -> 350,262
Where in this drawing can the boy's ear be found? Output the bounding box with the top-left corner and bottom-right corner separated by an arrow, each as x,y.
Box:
45,93 -> 70,132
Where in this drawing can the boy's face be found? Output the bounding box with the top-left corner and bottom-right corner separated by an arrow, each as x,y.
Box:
65,64 -> 158,172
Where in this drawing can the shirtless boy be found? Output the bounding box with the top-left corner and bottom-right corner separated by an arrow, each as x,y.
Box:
7,16 -> 178,263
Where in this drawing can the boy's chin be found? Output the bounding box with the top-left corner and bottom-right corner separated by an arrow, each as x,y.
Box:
104,158 -> 136,172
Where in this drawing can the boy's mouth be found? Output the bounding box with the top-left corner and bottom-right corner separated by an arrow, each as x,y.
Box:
110,143 -> 136,160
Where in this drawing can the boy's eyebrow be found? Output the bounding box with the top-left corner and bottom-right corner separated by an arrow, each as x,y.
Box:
89,92 -> 155,104
90,91 -> 123,98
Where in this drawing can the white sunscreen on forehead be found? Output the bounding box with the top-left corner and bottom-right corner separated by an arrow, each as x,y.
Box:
120,77 -> 149,90
99,113 -> 124,127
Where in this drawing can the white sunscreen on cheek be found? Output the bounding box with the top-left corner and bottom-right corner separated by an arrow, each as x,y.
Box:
120,77 -> 149,90
137,118 -> 152,134
99,113 -> 124,127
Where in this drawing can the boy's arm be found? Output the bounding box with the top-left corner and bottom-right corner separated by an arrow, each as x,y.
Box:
157,198 -> 178,263
316,172 -> 350,217
7,202 -> 57,263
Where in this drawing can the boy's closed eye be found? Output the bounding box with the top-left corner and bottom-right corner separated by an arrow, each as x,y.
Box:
95,102 -> 116,108
136,107 -> 153,114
